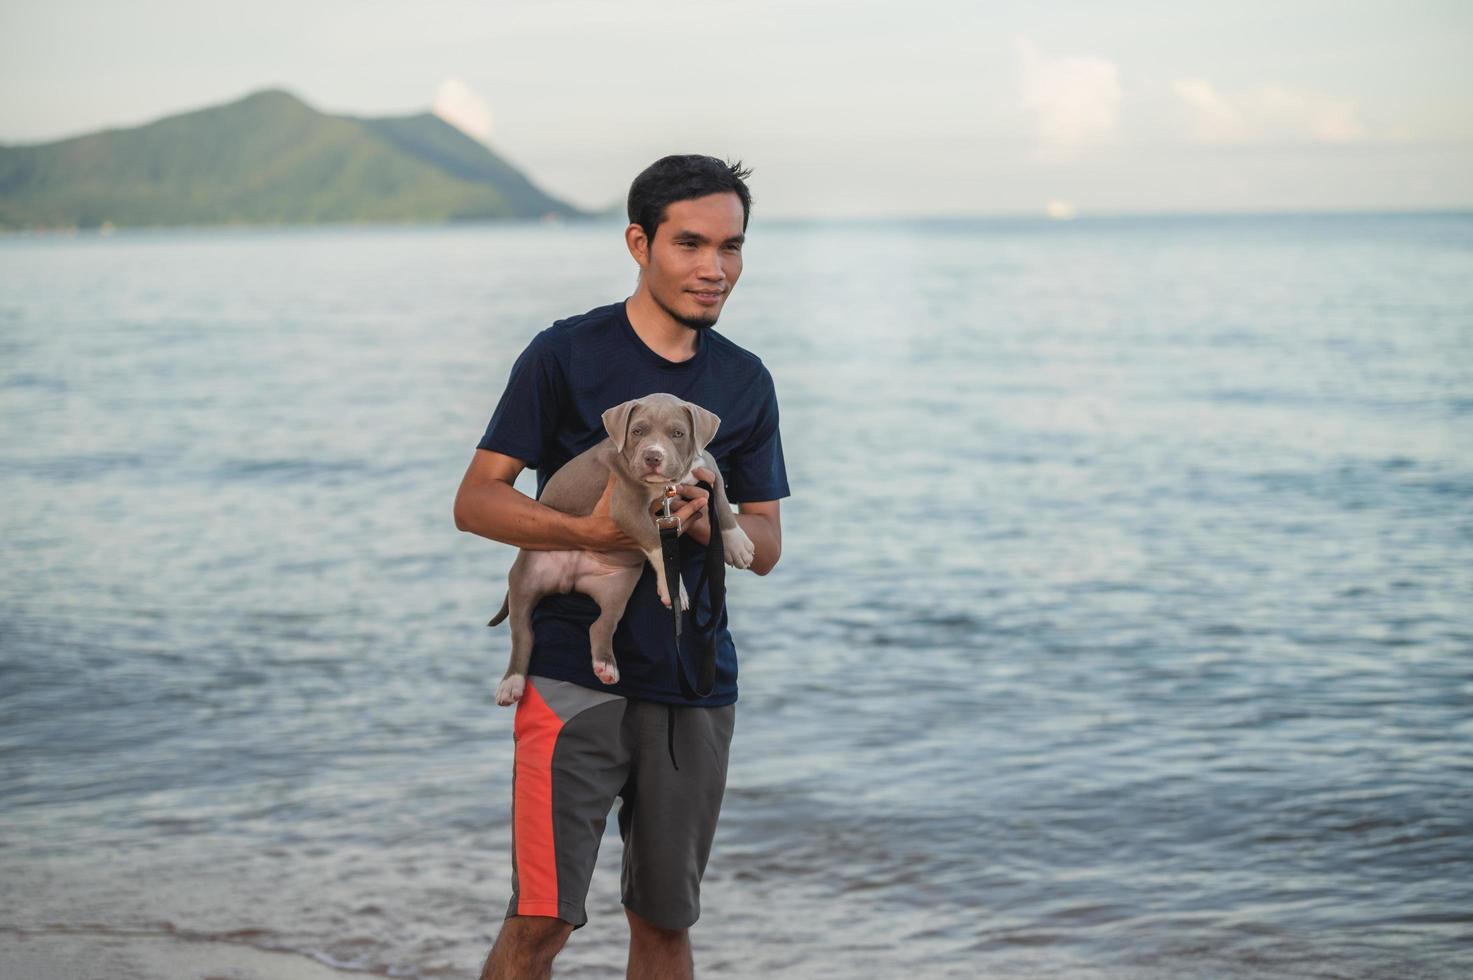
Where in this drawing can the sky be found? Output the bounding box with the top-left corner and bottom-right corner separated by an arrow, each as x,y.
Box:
2,0 -> 1471,218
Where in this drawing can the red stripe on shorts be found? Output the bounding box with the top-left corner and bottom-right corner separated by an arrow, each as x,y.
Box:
513,681 -> 564,916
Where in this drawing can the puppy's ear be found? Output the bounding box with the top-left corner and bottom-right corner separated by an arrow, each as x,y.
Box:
601,398 -> 642,453
685,402 -> 721,451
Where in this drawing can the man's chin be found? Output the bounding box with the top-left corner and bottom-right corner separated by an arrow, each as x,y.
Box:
651,289 -> 722,330
674,311 -> 719,331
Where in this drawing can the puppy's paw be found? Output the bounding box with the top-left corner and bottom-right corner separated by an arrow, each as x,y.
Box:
655,572 -> 689,610
592,657 -> 620,685
495,675 -> 525,706
723,526 -> 756,570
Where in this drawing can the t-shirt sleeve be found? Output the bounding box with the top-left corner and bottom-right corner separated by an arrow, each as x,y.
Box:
476,330 -> 564,469
726,368 -> 791,504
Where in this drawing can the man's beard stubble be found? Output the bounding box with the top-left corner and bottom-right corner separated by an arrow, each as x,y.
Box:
651,285 -> 719,332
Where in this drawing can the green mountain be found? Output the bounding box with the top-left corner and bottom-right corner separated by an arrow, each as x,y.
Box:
0,88 -> 588,229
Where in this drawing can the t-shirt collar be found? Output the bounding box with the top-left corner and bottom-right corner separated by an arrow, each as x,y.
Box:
618,298 -> 709,371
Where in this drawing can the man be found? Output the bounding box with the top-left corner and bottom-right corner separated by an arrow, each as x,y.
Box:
454,154 -> 789,980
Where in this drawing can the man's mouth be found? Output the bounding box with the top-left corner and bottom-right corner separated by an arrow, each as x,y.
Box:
689,289 -> 723,306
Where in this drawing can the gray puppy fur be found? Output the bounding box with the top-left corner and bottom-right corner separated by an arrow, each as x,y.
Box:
488,392 -> 756,706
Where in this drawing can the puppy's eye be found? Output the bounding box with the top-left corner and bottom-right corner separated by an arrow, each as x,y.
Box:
632,425 -> 647,436
672,429 -> 686,439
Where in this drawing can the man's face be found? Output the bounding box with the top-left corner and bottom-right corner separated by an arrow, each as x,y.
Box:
632,192 -> 745,330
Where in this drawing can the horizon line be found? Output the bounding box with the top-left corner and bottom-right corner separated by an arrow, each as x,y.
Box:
4,206 -> 1472,239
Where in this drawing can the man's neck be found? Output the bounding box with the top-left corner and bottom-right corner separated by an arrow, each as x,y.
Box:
625,291 -> 700,363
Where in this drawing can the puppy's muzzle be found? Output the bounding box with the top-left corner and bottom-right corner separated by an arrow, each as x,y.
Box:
641,444 -> 672,479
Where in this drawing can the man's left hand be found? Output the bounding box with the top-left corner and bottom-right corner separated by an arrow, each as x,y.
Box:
650,467 -> 714,547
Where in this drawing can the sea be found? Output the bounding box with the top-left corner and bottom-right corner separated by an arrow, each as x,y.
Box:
2,213 -> 1471,979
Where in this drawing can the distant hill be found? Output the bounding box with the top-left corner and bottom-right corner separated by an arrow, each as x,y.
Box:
0,88 -> 588,229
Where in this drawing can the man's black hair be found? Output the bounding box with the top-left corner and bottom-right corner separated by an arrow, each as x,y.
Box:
627,155 -> 753,246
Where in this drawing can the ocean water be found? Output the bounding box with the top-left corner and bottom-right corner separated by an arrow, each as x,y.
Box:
2,213 -> 1471,979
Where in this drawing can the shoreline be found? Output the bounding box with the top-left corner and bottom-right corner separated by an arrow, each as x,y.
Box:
1,927 -> 376,980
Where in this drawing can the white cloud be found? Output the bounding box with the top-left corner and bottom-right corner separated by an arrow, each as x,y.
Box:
1173,78 -> 1367,144
432,78 -> 493,144
1014,36 -> 1121,158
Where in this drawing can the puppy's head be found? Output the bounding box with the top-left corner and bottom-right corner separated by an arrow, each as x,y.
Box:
602,393 -> 720,484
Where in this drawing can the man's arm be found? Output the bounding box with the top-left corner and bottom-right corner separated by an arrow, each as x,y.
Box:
453,449 -> 594,549
735,500 -> 782,576
682,495 -> 783,576
454,449 -> 707,552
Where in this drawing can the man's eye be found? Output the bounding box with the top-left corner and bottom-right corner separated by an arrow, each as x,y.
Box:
679,242 -> 696,248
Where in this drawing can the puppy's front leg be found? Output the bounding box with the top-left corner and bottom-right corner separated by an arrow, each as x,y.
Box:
614,489 -> 688,611
642,547 -> 690,611
691,459 -> 755,570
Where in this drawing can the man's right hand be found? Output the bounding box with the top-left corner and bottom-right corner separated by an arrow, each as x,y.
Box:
580,472 -> 644,551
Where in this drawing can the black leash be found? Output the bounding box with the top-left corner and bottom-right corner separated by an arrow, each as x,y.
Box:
654,478 -> 726,769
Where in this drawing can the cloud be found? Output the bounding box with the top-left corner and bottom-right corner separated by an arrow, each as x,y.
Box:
1014,36 -> 1121,158
432,78 -> 493,144
1173,78 -> 1367,144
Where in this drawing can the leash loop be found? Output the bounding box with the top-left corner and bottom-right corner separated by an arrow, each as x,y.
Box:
653,479 -> 727,768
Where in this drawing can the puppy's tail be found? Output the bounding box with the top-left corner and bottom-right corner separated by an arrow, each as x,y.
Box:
487,593 -> 509,627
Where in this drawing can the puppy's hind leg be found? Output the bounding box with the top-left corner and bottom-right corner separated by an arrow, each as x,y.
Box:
582,564 -> 644,685
494,554 -> 542,706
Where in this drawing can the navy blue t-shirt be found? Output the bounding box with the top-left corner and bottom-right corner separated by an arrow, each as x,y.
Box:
477,299 -> 790,706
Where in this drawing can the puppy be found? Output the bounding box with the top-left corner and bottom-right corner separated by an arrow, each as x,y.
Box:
488,392 -> 756,706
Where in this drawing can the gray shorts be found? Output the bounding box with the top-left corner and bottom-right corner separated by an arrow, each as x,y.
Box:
505,676 -> 735,931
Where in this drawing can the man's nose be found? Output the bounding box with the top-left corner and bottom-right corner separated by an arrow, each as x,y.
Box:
697,248 -> 724,280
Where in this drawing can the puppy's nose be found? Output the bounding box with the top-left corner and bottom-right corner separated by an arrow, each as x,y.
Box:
643,448 -> 664,469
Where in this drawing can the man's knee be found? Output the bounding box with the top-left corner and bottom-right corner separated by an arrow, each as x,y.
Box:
505,914 -> 575,945
493,913 -> 575,963
625,905 -> 689,945
482,915 -> 575,980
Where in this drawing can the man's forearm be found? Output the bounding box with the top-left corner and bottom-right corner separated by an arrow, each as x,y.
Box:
455,479 -> 592,550
735,512 -> 781,576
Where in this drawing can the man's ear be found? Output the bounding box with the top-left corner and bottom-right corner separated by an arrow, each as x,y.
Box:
685,403 -> 721,451
602,398 -> 642,452
625,223 -> 650,270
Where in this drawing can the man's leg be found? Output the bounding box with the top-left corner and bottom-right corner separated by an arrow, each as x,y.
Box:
480,915 -> 574,980
617,700 -> 736,977
490,677 -> 631,976
625,905 -> 693,980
